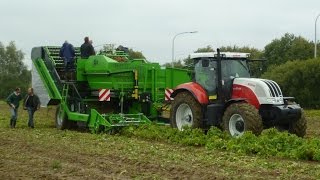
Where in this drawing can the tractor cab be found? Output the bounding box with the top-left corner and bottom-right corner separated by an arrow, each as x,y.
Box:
190,51 -> 251,101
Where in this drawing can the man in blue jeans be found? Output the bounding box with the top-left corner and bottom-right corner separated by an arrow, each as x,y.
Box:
23,88 -> 40,128
6,88 -> 22,128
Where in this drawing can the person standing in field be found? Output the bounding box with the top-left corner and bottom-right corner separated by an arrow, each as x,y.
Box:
80,37 -> 95,58
6,88 -> 22,128
59,41 -> 76,80
23,88 -> 40,129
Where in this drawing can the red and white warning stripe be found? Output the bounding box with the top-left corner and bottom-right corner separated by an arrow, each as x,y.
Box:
165,88 -> 174,101
99,89 -> 111,101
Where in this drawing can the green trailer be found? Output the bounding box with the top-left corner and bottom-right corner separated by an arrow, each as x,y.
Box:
31,46 -> 192,132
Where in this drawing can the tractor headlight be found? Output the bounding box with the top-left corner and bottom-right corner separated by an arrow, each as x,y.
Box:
267,98 -> 276,104
266,97 -> 283,104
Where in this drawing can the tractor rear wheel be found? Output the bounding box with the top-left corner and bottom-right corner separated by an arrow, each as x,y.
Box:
171,92 -> 202,130
222,103 -> 263,137
55,104 -> 75,130
288,110 -> 306,137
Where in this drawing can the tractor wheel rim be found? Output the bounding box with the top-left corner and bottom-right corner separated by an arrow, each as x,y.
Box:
176,103 -> 193,130
229,114 -> 245,137
57,107 -> 64,126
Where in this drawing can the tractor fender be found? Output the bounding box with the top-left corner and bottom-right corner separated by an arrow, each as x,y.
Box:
171,82 -> 209,105
224,98 -> 247,110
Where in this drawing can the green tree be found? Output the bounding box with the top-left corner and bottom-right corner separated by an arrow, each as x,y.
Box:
219,45 -> 263,59
128,48 -> 145,59
163,60 -> 184,68
0,41 -> 31,98
262,59 -> 320,108
219,45 -> 264,77
100,44 -> 145,59
194,45 -> 214,53
264,33 -> 314,66
183,45 -> 215,67
100,44 -> 116,53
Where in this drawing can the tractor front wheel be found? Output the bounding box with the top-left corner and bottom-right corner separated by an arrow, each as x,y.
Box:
222,103 -> 263,137
171,92 -> 202,130
288,110 -> 307,137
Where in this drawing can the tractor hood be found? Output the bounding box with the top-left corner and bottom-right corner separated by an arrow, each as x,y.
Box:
232,78 -> 284,107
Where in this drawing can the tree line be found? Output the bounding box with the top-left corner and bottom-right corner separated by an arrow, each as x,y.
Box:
0,42 -> 31,98
164,33 -> 315,72
1,33 -> 319,107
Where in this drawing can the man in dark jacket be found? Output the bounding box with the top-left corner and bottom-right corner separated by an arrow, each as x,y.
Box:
59,41 -> 75,80
80,37 -> 95,58
23,88 -> 40,128
6,88 -> 22,128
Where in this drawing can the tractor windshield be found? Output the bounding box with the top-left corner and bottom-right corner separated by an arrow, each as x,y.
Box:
193,58 -> 250,95
221,60 -> 250,79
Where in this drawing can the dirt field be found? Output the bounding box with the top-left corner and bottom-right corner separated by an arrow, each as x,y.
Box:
1,102 -> 320,179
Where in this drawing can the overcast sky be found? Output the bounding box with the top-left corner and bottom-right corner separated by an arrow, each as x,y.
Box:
1,0 -> 320,68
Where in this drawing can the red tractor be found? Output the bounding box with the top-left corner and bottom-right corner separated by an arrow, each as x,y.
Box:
170,49 -> 306,137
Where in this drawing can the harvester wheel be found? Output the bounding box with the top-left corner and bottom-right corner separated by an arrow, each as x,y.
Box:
55,104 -> 75,130
288,110 -> 306,137
222,103 -> 263,137
171,92 -> 202,130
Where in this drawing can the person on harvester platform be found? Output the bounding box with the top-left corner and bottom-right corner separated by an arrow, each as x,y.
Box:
59,41 -> 76,80
6,88 -> 22,128
80,37 -> 95,58
23,88 -> 40,129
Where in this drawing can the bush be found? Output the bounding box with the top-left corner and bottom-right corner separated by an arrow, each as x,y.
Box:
262,59 -> 320,108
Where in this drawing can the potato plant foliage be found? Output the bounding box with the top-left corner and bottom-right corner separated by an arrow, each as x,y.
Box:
121,125 -> 320,161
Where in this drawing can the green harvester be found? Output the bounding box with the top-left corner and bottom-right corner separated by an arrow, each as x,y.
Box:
31,46 -> 191,132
